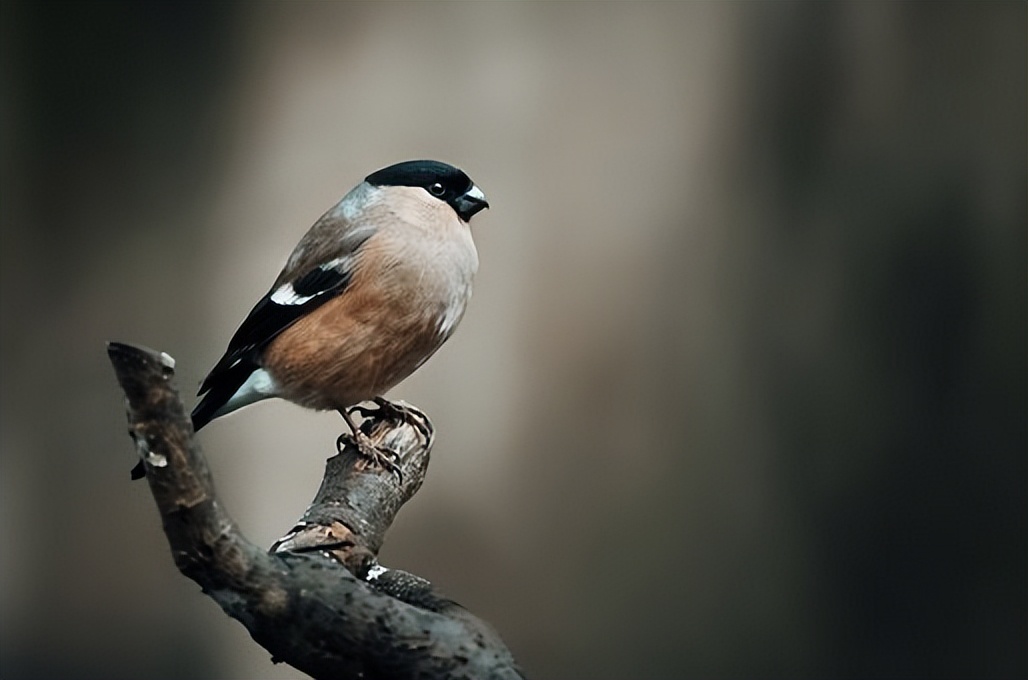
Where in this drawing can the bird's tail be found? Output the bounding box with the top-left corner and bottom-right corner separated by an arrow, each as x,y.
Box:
190,392 -> 222,432
191,361 -> 277,432
191,360 -> 257,431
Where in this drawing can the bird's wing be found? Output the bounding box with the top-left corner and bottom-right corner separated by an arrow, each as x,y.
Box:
196,219 -> 377,399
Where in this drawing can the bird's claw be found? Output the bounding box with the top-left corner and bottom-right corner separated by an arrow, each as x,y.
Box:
371,397 -> 434,446
336,431 -> 404,484
346,403 -> 379,420
337,399 -> 433,484
345,399 -> 433,446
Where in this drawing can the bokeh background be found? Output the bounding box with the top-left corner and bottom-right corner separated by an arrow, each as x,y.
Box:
1,2 -> 1025,679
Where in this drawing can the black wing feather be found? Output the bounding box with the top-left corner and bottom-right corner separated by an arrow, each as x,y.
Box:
190,267 -> 351,431
191,357 -> 261,431
191,207 -> 378,432
197,265 -> 353,394
292,265 -> 349,297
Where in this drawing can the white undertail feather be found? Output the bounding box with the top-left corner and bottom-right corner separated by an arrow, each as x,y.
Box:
212,368 -> 281,419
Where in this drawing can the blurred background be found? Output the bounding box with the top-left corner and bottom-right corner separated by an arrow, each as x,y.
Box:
1,2 -> 1024,678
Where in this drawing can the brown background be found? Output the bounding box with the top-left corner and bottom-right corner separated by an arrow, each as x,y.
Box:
2,2 -> 1025,679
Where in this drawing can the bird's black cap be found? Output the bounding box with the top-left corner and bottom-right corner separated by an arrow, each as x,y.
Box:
367,160 -> 471,190
366,160 -> 488,221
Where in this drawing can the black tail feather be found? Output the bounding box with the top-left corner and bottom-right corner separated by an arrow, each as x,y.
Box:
191,360 -> 257,432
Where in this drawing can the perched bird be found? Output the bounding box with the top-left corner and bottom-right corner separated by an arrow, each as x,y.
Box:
144,160 -> 487,479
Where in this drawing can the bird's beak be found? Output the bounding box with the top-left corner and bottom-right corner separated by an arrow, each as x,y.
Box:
454,184 -> 489,222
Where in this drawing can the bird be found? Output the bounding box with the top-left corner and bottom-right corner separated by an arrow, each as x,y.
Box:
134,160 -> 488,480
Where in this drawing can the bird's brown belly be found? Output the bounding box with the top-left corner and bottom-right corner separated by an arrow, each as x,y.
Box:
261,291 -> 452,411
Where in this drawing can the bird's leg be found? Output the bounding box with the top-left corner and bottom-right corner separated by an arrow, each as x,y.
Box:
372,397 -> 434,446
336,408 -> 403,483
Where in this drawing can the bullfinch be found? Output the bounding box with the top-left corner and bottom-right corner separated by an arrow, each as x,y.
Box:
145,160 -> 488,479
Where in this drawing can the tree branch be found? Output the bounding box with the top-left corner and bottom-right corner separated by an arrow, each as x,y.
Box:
107,341 -> 523,680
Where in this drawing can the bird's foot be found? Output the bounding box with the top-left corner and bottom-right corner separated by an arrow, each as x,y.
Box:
335,429 -> 404,483
371,397 -> 434,446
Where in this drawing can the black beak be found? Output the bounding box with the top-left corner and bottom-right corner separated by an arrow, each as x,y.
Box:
454,184 -> 489,222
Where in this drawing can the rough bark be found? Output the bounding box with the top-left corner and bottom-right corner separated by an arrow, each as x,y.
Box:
107,341 -> 523,680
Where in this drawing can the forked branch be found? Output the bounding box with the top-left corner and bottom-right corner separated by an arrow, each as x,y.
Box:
107,341 -> 522,680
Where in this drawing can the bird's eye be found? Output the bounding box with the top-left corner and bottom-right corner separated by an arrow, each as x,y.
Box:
428,182 -> 446,197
